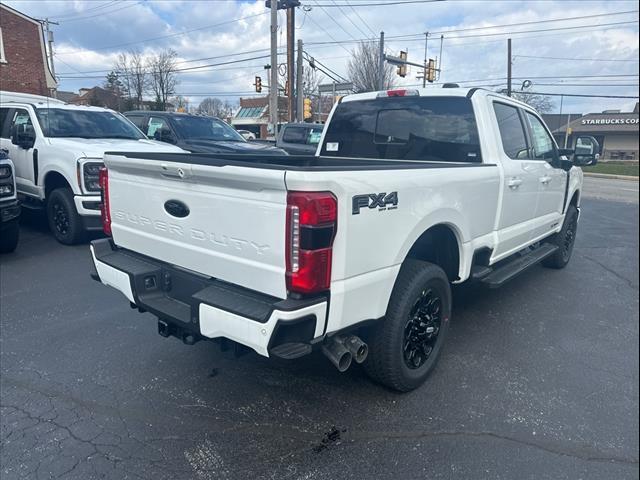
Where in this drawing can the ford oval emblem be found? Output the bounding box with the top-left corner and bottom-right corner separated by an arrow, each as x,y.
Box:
164,199 -> 190,218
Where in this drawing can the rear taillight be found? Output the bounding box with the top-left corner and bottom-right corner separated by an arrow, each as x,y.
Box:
99,167 -> 111,236
286,191 -> 337,295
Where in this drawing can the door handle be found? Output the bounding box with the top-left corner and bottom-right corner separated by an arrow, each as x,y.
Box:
540,176 -> 552,185
507,178 -> 523,189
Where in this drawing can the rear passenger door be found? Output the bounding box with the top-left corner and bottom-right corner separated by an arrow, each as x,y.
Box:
492,102 -> 546,258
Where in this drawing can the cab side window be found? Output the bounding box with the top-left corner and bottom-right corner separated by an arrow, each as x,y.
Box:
525,112 -> 557,162
493,102 -> 529,160
147,116 -> 169,139
9,108 -> 34,138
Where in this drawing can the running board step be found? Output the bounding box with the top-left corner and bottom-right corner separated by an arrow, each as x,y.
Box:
481,244 -> 559,288
269,342 -> 313,360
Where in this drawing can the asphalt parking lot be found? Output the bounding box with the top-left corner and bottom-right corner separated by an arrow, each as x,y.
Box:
1,177 -> 638,480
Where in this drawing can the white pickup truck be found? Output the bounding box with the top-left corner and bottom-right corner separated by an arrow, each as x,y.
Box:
0,100 -> 184,244
90,87 -> 598,391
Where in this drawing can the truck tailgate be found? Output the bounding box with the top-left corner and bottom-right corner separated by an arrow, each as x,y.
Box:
104,153 -> 288,299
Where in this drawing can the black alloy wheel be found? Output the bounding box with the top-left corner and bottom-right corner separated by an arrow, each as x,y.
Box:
52,199 -> 70,236
403,288 -> 442,369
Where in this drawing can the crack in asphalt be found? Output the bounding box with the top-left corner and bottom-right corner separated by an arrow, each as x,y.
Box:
581,254 -> 638,291
348,429 -> 639,466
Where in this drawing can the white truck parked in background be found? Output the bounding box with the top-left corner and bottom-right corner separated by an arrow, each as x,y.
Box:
0,99 -> 184,244
0,149 -> 20,253
89,87 -> 598,391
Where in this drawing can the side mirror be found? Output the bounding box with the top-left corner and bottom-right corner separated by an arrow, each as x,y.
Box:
11,124 -> 36,149
572,135 -> 599,167
154,127 -> 176,144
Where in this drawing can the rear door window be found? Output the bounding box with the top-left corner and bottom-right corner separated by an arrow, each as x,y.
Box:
493,102 -> 529,160
147,116 -> 169,139
282,126 -> 309,144
320,96 -> 482,162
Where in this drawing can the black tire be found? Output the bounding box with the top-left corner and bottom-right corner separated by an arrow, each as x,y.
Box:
46,188 -> 86,245
0,219 -> 19,253
542,205 -> 579,269
363,259 -> 452,392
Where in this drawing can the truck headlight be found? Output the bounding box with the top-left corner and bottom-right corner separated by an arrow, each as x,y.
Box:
82,162 -> 104,193
0,166 -> 11,179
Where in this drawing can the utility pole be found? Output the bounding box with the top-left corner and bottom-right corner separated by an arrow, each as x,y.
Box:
296,39 -> 304,122
269,0 -> 279,138
43,18 -> 59,97
286,8 -> 295,122
378,31 -> 385,91
422,32 -> 429,88
507,38 -> 512,97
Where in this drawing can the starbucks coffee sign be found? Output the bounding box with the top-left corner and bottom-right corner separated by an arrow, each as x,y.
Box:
581,117 -> 639,125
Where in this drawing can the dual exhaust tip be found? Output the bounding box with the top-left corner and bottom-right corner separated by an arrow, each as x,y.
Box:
322,334 -> 368,372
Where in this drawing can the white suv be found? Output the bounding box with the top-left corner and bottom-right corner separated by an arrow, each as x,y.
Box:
0,101 -> 185,244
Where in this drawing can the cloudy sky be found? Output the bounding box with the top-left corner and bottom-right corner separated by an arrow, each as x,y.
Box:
5,0 -> 639,113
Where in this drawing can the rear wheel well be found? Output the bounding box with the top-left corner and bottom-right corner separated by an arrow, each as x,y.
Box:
44,172 -> 71,199
405,225 -> 460,281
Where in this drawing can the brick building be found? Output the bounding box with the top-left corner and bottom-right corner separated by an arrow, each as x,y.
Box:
0,3 -> 57,97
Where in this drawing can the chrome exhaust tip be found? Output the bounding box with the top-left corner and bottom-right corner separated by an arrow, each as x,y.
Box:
322,339 -> 353,372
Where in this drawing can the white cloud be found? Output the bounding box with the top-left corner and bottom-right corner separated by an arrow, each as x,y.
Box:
4,0 -> 638,111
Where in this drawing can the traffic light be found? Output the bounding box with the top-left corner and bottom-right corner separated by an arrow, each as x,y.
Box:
397,51 -> 407,77
254,76 -> 262,93
426,59 -> 436,83
303,98 -> 312,120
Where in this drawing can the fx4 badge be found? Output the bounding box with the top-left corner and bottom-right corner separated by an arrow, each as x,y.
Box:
352,192 -> 398,214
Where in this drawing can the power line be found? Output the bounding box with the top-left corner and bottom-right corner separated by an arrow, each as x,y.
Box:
51,0 -> 123,20
304,11 -> 354,56
514,54 -> 640,63
309,1 -> 361,42
311,0 -> 444,6
328,0 -> 372,39
520,91 -> 639,99
306,19 -> 639,46
57,55 -> 273,80
57,2 -> 142,24
55,12 -> 269,55
344,0 -> 378,36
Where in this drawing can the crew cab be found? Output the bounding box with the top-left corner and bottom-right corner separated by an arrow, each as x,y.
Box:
124,111 -> 286,155
0,149 -> 20,253
0,102 -> 185,244
89,87 -> 598,391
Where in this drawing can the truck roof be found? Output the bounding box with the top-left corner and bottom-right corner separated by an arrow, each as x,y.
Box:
0,101 -> 117,113
341,86 -> 531,109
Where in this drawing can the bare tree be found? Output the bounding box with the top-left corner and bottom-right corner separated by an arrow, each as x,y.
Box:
512,92 -> 556,113
348,41 -> 395,93
148,49 -> 178,111
115,50 -> 149,110
197,98 -> 235,118
302,66 -> 324,97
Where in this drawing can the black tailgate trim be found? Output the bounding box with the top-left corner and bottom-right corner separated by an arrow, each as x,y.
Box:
91,238 -> 327,325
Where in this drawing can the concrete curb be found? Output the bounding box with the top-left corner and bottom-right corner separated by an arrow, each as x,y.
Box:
584,172 -> 639,181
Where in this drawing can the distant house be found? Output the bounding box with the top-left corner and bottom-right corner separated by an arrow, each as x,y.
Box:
231,96 -> 290,139
0,3 -> 58,96
56,90 -> 79,103
71,86 -> 120,110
